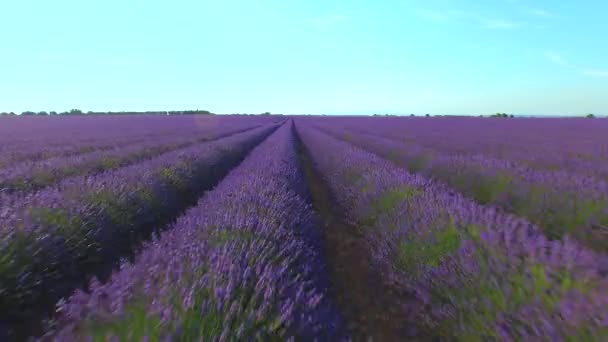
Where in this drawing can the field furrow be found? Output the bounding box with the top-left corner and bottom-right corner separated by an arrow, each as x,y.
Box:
294,128 -> 426,340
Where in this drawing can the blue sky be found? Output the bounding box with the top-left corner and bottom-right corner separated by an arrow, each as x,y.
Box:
0,0 -> 606,115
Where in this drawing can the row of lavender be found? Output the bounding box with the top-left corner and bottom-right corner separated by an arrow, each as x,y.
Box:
297,122 -> 608,340
0,115 -> 282,168
0,124 -> 279,339
312,121 -> 608,251
39,122 -> 345,341
317,117 -> 608,178
0,122 -> 262,194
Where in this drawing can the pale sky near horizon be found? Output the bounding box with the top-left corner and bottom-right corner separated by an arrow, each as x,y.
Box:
0,0 -> 606,116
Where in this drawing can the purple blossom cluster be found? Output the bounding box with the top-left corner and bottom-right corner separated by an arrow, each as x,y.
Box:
0,124 -> 278,339
296,122 -> 608,340
0,123 -> 262,194
40,122 -> 345,341
313,121 -> 608,251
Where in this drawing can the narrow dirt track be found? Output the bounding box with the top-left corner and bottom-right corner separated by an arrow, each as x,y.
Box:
294,129 -> 427,342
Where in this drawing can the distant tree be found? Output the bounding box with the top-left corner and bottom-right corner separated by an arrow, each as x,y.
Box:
425,114 -> 430,117
509,114 -> 515,118
261,112 -> 271,115
490,112 -> 511,118
21,111 -> 36,115
49,111 -> 57,115
410,114 -> 415,117
37,111 -> 48,116
0,112 -> 8,116
59,109 -> 83,115
586,113 -> 596,118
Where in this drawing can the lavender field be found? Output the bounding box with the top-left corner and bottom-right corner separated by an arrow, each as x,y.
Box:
1,115 -> 607,341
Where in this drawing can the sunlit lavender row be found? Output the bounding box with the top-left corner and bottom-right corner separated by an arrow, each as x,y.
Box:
0,123 -> 278,338
0,115 -> 281,168
311,119 -> 608,251
0,122 -> 261,194
316,116 -> 608,178
41,122 -> 345,341
296,122 -> 608,340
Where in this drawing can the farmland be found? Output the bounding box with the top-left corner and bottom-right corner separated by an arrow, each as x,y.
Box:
0,115 -> 607,341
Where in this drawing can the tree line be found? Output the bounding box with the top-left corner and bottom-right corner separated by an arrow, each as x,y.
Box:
0,109 -> 214,116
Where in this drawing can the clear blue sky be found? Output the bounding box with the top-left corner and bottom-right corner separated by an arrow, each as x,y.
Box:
1,0 -> 606,115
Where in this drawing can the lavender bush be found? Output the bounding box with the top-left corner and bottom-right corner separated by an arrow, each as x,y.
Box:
312,116 -> 608,179
40,122 -> 345,341
0,115 -> 282,168
314,122 -> 608,251
296,122 -> 608,340
0,124 -> 278,339
0,123 -> 261,194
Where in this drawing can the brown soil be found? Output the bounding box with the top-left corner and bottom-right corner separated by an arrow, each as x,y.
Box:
294,129 -> 430,342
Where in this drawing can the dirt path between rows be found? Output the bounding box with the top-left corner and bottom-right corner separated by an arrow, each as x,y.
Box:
294,129 -> 429,341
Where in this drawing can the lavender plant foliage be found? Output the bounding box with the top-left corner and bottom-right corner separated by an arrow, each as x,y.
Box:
315,122 -> 608,251
0,123 -> 262,194
312,116 -> 608,179
41,121 -> 345,341
0,124 -> 278,339
0,115 -> 282,168
296,122 -> 608,341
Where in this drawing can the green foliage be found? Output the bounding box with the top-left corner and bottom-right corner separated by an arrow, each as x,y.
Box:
469,173 -> 513,204
490,113 -> 512,118
209,229 -> 256,247
100,156 -> 122,170
363,185 -> 422,226
396,220 -> 462,275
158,167 -> 188,191
29,207 -> 77,231
85,300 -> 165,341
30,170 -> 57,188
87,190 -> 137,228
425,227 -> 601,340
407,153 -> 433,173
